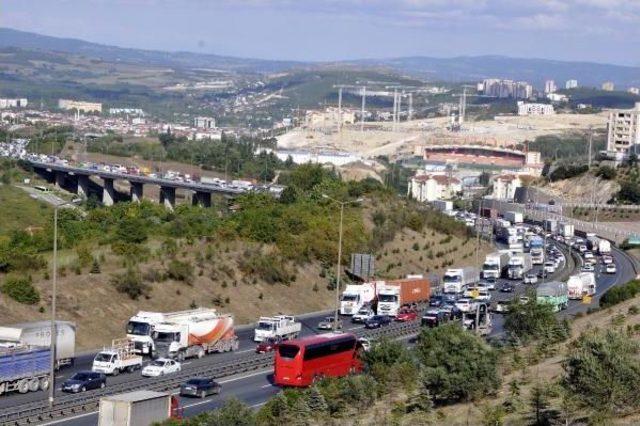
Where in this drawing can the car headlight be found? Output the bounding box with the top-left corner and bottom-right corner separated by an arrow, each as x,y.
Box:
72,384 -> 81,389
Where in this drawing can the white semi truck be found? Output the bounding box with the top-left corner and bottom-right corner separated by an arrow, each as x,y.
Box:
504,211 -> 523,224
507,253 -> 533,280
598,239 -> 611,255
0,321 -> 75,369
92,339 -> 143,376
339,283 -> 376,315
567,272 -> 596,299
253,315 -> 301,342
443,267 -> 480,294
151,309 -> 238,361
482,252 -> 510,279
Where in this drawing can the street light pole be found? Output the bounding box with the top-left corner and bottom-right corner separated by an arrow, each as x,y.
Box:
48,205 -> 59,408
334,203 -> 344,332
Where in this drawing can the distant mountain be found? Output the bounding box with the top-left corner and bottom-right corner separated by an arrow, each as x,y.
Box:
0,27 -> 303,73
355,56 -> 640,89
1,27 -> 639,88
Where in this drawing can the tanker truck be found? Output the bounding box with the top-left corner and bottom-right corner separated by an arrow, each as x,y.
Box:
0,321 -> 75,369
151,308 -> 238,361
566,272 -> 596,300
376,275 -> 430,317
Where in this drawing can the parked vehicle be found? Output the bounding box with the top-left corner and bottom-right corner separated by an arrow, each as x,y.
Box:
0,321 -> 75,369
507,253 -> 533,280
365,315 -> 392,329
98,390 -> 182,426
317,317 -> 343,330
92,339 -> 143,376
395,307 -> 418,322
351,307 -> 375,323
605,263 -> 617,274
62,371 -> 106,393
141,358 -> 181,377
274,333 -> 362,387
0,346 -> 51,395
340,283 -> 376,315
482,252 -> 510,279
443,267 -> 480,294
253,316 -> 301,343
376,275 -> 430,316
536,281 -> 569,312
567,272 -> 596,299
179,378 -> 221,398
256,337 -> 282,354
151,309 -> 238,360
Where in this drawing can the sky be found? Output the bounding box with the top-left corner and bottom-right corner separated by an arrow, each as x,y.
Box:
2,0 -> 640,66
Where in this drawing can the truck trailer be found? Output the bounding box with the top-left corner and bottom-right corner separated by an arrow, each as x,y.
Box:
536,281 -> 569,312
529,236 -> 545,265
0,321 -> 75,369
482,252 -> 510,279
598,239 -> 611,255
253,315 -> 301,342
376,275 -> 430,316
98,390 -> 182,426
0,346 -> 51,396
507,253 -> 532,280
559,223 -> 575,238
443,267 -> 480,294
340,283 -> 376,315
504,211 -> 523,224
566,272 -> 596,299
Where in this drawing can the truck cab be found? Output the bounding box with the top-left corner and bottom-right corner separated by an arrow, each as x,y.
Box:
443,270 -> 464,294
92,340 -> 142,376
376,286 -> 401,316
126,312 -> 165,356
253,315 -> 300,342
340,284 -> 375,315
152,323 -> 185,360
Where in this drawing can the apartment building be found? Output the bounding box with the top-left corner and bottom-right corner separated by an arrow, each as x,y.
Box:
0,98 -> 28,109
408,172 -> 462,202
606,103 -> 640,158
58,99 -> 102,113
194,116 -> 216,129
544,80 -> 557,94
602,81 -> 615,91
491,174 -> 522,201
481,79 -> 532,100
565,79 -> 578,89
517,102 -> 554,116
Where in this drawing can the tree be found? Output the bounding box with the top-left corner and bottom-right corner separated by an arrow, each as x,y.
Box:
528,382 -> 550,425
110,267 -> 149,300
1,275 -> 40,304
415,323 -> 501,402
504,295 -> 570,345
184,398 -> 256,426
306,386 -> 328,414
562,329 -> 640,416
595,165 -> 616,180
90,258 -> 101,274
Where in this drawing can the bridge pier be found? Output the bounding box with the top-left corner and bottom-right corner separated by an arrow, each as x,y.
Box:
130,182 -> 144,203
77,175 -> 90,198
192,191 -> 212,208
102,178 -> 115,206
159,186 -> 176,210
54,171 -> 66,188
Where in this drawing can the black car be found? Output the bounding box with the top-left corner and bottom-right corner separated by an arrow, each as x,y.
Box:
443,294 -> 459,304
180,378 -> 221,398
499,283 -> 515,293
537,269 -> 550,279
429,295 -> 444,307
61,371 -> 106,393
364,315 -> 392,329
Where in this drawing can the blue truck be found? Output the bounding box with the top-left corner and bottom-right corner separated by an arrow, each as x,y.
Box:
0,346 -> 52,395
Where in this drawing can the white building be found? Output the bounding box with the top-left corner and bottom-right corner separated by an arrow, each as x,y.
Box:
193,130 -> 223,141
408,172 -> 462,203
546,93 -> 568,103
257,148 -> 360,167
606,102 -> 640,158
602,81 -> 615,91
0,98 -> 28,109
480,79 -> 532,99
544,80 -> 557,94
517,102 -> 554,116
58,99 -> 102,113
194,116 -> 216,129
491,174 -> 522,201
565,79 -> 578,89
628,87 -> 640,95
109,108 -> 145,116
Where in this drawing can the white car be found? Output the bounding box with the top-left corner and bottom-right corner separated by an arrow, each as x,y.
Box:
141,358 -> 181,377
602,256 -> 613,265
582,264 -> 595,272
544,262 -> 556,273
605,263 -> 617,274
455,298 -> 478,313
524,273 -> 538,285
476,291 -> 491,302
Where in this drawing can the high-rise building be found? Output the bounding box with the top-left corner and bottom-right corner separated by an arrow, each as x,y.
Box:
517,102 -> 554,116
544,80 -> 557,94
0,98 -> 28,109
606,102 -> 640,157
602,81 -> 615,91
565,79 -> 578,89
481,79 -> 532,99
193,116 -> 216,129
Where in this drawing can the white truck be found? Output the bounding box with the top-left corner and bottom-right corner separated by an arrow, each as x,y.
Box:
598,239 -> 611,255
507,253 -> 533,280
98,390 -> 180,426
559,223 -> 575,238
340,283 -> 376,315
567,272 -> 596,299
253,315 -> 301,342
0,321 -> 75,369
482,252 -> 510,279
443,267 -> 480,294
151,309 -> 238,361
504,211 -> 523,224
92,339 -> 143,376
376,275 -> 430,316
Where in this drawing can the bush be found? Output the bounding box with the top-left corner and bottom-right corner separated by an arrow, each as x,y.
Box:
1,275 -> 40,304
110,268 -> 149,300
595,165 -> 616,180
504,295 -> 571,344
166,259 -> 194,284
600,280 -> 640,308
239,249 -> 292,285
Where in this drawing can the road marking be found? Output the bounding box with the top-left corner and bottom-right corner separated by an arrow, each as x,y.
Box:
261,384 -> 273,389
236,348 -> 255,354
251,401 -> 268,408
40,411 -> 96,425
218,369 -> 272,384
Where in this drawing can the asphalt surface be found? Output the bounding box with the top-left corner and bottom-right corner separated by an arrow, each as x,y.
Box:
1,238 -> 636,425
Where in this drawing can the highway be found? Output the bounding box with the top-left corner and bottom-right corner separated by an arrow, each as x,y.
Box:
0,238 -> 636,425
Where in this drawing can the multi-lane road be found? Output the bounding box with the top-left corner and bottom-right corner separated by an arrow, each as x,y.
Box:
0,240 -> 636,425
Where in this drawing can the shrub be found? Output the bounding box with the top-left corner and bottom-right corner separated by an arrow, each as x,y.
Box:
504,295 -> 571,344
166,259 -> 194,284
110,268 -> 149,300
239,249 -> 292,285
90,258 -> 101,274
600,280 -> 640,308
1,275 -> 40,304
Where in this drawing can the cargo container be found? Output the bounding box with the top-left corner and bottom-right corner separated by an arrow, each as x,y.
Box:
376,275 -> 430,316
443,267 -> 480,294
536,281 -> 568,312
482,252 -> 510,279
0,346 -> 51,396
504,211 -> 523,224
559,223 -> 574,238
0,321 -> 75,369
98,390 -> 182,426
598,239 -> 611,255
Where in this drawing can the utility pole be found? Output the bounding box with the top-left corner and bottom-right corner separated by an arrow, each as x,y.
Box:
360,86 -> 366,133
398,90 -> 403,127
337,87 -> 343,135
392,89 -> 398,131
408,93 -> 413,122
588,127 -> 593,169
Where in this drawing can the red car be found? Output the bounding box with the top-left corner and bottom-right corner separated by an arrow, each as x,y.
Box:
255,337 -> 282,354
395,308 -> 418,322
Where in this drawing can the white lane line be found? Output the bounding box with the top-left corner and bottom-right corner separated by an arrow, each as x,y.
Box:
235,348 -> 255,354
40,411 -> 96,425
251,401 -> 267,408
261,384 -> 273,388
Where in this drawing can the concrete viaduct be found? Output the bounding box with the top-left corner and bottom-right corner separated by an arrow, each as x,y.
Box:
29,161 -> 249,210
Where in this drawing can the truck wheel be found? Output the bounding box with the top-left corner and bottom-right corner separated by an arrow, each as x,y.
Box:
17,379 -> 29,394
200,390 -> 206,399
112,368 -> 119,377
178,352 -> 185,362
196,347 -> 205,359
28,378 -> 40,392
81,386 -> 86,393
39,377 -> 50,392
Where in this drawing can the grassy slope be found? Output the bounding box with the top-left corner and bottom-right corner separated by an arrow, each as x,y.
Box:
0,184 -> 52,237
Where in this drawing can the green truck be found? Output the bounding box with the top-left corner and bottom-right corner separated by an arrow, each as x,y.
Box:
536,281 -> 569,312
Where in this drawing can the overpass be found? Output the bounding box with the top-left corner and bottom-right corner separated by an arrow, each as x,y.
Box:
27,160 -> 267,210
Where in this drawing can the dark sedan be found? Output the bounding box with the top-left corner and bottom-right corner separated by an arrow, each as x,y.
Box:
429,295 -> 444,307
499,283 -> 515,293
364,315 -> 392,329
180,378 -> 221,398
61,371 -> 106,393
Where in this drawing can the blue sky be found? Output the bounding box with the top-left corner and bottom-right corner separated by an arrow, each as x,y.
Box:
2,0 -> 639,65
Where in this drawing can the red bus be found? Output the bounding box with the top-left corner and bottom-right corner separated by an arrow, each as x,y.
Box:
273,333 -> 363,387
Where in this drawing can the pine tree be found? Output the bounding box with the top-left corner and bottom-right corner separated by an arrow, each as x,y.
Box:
90,258 -> 101,274
306,386 -> 328,415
